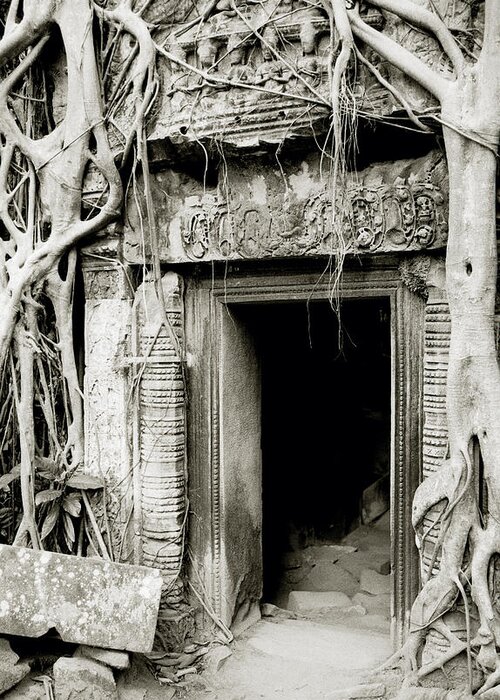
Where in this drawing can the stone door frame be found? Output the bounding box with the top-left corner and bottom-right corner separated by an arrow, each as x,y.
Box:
185,257 -> 424,647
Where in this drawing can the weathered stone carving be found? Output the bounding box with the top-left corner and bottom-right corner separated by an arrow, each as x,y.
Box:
82,252 -> 135,560
132,273 -> 186,611
421,287 -> 450,578
0,545 -> 162,652
179,178 -> 447,261
153,0 -> 386,146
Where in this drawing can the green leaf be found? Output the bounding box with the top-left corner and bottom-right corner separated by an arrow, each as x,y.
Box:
0,465 -> 21,491
34,456 -> 61,482
62,493 -> 81,518
62,511 -> 75,549
66,474 -> 104,490
35,489 -> 63,506
0,507 -> 14,527
40,501 -> 60,540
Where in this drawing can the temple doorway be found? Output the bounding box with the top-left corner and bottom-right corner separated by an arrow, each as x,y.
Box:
237,299 -> 392,621
185,261 -> 423,645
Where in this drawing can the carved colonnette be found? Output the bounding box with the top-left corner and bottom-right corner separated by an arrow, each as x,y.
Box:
132,273 -> 187,611
420,283 -> 450,584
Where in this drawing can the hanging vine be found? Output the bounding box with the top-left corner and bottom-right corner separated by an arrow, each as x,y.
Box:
0,0 -> 499,694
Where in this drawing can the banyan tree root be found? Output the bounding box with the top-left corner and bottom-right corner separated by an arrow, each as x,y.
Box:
341,0 -> 500,692
0,0 -> 158,548
1,1 -> 500,691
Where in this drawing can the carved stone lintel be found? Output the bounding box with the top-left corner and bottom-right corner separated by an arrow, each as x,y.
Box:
179,178 -> 448,262
152,1 -> 388,148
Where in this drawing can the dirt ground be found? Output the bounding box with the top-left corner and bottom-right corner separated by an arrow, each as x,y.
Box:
4,516 -> 396,700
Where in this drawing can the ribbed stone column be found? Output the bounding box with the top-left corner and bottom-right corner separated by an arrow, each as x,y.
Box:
132,273 -> 186,611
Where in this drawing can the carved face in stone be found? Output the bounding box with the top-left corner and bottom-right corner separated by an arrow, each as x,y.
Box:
394,177 -> 409,201
416,194 -> 434,224
261,27 -> 279,59
198,39 -> 218,68
299,23 -> 316,55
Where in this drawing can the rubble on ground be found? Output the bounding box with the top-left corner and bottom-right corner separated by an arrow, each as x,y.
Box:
0,638 -> 30,694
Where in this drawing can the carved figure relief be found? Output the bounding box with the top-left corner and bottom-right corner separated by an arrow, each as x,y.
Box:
160,0 -> 386,146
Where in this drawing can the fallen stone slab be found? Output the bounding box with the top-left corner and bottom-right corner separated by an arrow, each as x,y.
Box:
54,657 -> 118,700
360,568 -> 392,596
0,638 -> 30,695
295,562 -> 359,595
246,619 -> 392,670
340,551 -> 391,580
261,603 -> 297,619
288,590 -> 352,613
203,645 -> 232,674
352,592 -> 391,616
75,645 -> 130,669
305,545 -> 357,562
0,545 -> 162,652
2,675 -> 47,699
327,683 -> 386,699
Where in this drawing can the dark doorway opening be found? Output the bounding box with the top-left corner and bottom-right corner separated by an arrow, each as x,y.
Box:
240,298 -> 391,607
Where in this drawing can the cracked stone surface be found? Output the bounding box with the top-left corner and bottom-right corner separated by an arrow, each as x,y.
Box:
75,645 -> 130,669
0,545 -> 162,652
0,638 -> 30,695
53,657 -> 118,699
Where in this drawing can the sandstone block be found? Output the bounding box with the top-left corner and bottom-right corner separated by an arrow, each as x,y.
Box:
261,603 -> 297,619
2,676 -> 47,699
287,591 -> 351,613
295,562 -> 358,595
360,568 -> 392,596
0,638 -> 30,694
75,645 -> 130,669
203,645 -> 232,674
0,544 -> 162,652
341,552 -> 391,580
352,592 -> 391,616
53,657 -> 118,700
328,683 -> 386,699
306,545 -> 357,562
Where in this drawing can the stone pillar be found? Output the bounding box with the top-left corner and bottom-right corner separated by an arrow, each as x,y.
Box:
419,261 -> 469,674
132,273 -> 187,614
421,259 -> 449,577
81,248 -> 134,562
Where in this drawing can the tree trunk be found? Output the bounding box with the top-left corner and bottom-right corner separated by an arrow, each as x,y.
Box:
444,117 -> 500,677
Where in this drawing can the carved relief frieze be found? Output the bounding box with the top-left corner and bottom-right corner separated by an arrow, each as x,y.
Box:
152,0 -> 388,147
178,177 -> 447,261
345,179 -> 446,253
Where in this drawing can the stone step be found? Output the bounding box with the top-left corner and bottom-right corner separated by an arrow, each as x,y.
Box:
288,591 -> 352,613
